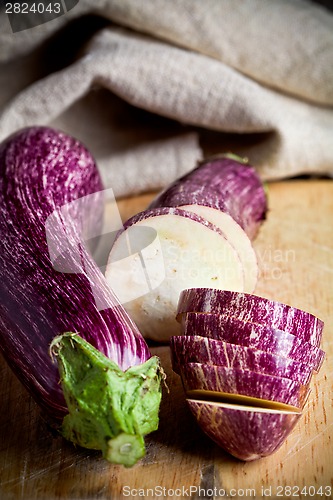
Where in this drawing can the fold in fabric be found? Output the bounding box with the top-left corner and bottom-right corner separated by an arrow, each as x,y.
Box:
0,1 -> 332,195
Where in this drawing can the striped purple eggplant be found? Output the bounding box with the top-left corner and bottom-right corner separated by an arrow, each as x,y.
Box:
170,335 -> 313,384
177,288 -> 324,347
181,363 -> 310,409
149,155 -> 267,239
181,313 -> 325,371
187,399 -> 302,461
105,157 -> 268,342
0,127 -> 163,466
149,155 -> 267,293
171,287 -> 325,461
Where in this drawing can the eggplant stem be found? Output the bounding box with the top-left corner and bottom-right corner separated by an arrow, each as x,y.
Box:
50,332 -> 163,467
105,433 -> 145,467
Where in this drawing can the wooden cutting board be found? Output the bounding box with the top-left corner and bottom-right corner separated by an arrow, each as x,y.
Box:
1,179 -> 332,500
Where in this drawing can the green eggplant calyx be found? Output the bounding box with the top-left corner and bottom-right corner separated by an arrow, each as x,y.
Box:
222,152 -> 249,164
50,332 -> 163,467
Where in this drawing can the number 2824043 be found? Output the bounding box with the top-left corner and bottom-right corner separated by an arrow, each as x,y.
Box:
5,3 -> 62,14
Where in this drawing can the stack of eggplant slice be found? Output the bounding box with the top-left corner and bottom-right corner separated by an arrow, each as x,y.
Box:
171,288 -> 325,461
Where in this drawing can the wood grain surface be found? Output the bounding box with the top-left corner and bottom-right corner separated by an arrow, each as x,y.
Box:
0,180 -> 332,500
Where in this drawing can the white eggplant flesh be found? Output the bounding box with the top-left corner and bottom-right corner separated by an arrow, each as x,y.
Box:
106,208 -> 244,341
179,204 -> 258,292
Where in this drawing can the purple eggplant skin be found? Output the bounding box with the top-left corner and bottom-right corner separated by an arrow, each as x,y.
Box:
170,335 -> 313,385
180,363 -> 310,409
187,399 -> 302,461
0,126 -> 151,421
149,155 -> 267,239
119,206 -> 231,236
177,288 -> 324,347
181,312 -> 325,372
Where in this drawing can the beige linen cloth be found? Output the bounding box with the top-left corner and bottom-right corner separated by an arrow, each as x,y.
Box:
0,0 -> 332,197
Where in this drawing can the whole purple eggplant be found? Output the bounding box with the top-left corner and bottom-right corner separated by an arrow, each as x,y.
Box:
0,127 -> 163,466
